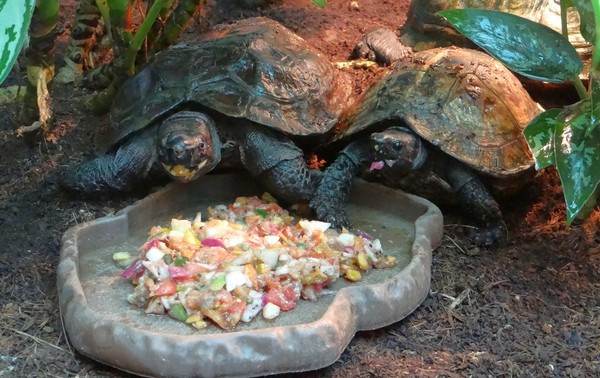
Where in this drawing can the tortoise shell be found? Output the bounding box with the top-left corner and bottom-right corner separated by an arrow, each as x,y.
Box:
109,17 -> 351,145
334,47 -> 541,182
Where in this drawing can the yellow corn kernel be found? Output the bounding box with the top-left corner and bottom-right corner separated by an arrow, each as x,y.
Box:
185,313 -> 203,324
344,269 -> 362,282
357,251 -> 370,270
192,320 -> 208,329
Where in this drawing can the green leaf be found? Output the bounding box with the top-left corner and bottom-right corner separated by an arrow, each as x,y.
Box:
523,108 -> 563,170
312,0 -> 327,8
437,9 -> 583,83
0,0 -> 35,85
572,0 -> 595,43
553,100 -> 600,224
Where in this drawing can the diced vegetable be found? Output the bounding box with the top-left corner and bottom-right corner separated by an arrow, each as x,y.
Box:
168,266 -> 190,281
201,238 -> 226,248
344,269 -> 362,282
253,249 -> 279,268
152,278 -> 177,296
262,302 -> 281,319
121,259 -> 146,279
209,275 -> 226,291
112,251 -> 133,267
124,193 -> 398,331
146,247 -> 165,262
168,303 -> 188,322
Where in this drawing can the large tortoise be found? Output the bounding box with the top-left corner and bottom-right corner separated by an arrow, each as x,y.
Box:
355,0 -> 592,67
61,17 -> 351,205
312,47 -> 542,247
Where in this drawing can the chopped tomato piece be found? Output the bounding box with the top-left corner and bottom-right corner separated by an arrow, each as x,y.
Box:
265,286 -> 298,311
152,278 -> 177,296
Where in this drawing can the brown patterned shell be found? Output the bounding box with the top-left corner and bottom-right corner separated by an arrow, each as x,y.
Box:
335,47 -> 541,180
109,17 -> 352,145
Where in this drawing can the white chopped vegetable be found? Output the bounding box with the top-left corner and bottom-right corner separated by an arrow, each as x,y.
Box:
225,270 -> 248,292
254,249 -> 280,268
145,247 -> 165,262
229,250 -> 253,266
241,290 -> 264,322
168,229 -> 185,239
274,264 -> 289,275
298,219 -> 331,234
364,239 -> 383,262
262,302 -> 281,319
336,233 -> 355,247
224,235 -> 245,248
171,219 -> 192,232
263,235 -> 280,246
319,263 -> 337,276
204,220 -> 229,238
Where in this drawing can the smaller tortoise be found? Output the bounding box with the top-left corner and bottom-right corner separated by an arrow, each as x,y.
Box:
312,47 -> 541,247
354,0 -> 592,68
61,17 -> 351,205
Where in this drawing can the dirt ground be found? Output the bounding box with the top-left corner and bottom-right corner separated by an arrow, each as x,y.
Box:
1,0 -> 599,377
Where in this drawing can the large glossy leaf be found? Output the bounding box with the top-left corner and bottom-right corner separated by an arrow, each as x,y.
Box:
438,9 -> 583,83
312,0 -> 327,8
572,0 -> 595,43
553,100 -> 600,224
523,108 -> 563,170
0,0 -> 35,85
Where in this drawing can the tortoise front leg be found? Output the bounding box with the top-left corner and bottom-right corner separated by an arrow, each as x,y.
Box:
239,126 -> 320,205
442,161 -> 506,247
310,140 -> 373,228
61,128 -> 159,196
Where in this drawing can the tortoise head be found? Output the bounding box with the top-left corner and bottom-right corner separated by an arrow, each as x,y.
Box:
370,126 -> 427,170
157,111 -> 222,182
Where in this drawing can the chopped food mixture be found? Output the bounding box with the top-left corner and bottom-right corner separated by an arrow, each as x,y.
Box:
120,194 -> 398,330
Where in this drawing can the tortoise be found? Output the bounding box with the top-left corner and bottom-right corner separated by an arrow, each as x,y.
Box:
311,46 -> 542,247
354,0 -> 592,68
61,17 -> 352,205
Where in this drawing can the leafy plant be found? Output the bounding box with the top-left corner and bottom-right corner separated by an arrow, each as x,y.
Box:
438,1 -> 599,224
0,1 -> 34,85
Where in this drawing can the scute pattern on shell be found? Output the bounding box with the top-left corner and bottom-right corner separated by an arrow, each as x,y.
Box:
109,17 -> 352,145
336,47 -> 541,180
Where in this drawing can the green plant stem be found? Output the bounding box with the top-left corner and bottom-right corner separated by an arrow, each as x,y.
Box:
122,0 -> 169,75
572,76 -> 589,100
560,0 -> 569,38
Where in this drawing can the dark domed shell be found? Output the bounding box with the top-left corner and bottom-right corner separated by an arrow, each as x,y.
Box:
335,47 -> 541,179
110,17 -> 351,145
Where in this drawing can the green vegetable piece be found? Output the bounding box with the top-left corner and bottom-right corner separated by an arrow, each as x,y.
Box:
163,254 -> 174,264
437,9 -> 582,83
255,209 -> 268,217
209,275 -> 226,291
174,256 -> 188,267
296,242 -> 306,249
112,251 -> 133,267
168,303 -> 188,322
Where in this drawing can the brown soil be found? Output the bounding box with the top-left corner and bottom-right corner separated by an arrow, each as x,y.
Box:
1,0 -> 599,377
